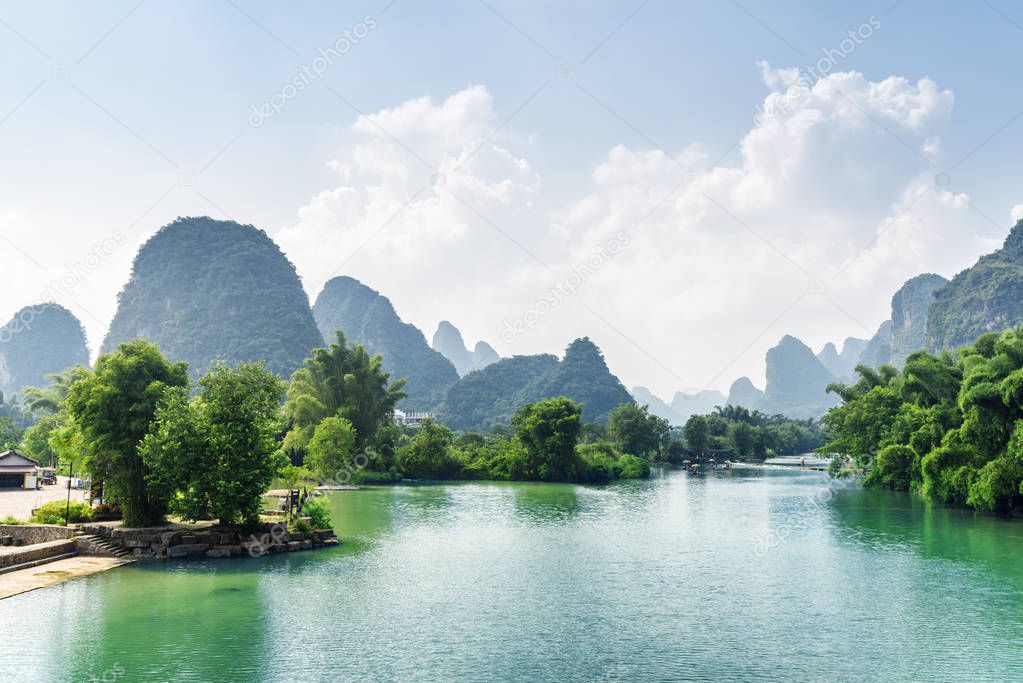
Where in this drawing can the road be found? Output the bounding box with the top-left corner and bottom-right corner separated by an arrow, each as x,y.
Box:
0,476 -> 90,521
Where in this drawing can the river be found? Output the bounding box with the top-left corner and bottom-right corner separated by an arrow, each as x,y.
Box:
2,466 -> 1022,682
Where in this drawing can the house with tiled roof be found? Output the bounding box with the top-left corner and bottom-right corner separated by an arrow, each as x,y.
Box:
0,450 -> 38,488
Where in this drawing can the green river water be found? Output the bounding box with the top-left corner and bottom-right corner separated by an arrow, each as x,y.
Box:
2,466 -> 1022,682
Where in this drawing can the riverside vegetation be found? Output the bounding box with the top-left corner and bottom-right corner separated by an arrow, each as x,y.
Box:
820,326 -> 1023,514
4,332 -> 688,533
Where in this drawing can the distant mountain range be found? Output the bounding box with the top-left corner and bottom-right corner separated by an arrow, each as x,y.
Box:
431,321 -> 500,376
630,386 -> 726,425
9,216 -> 1023,425
440,338 -> 633,430
313,276 -> 460,411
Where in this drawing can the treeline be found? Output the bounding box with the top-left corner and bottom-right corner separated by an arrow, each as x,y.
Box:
683,405 -> 823,459
13,332 -> 677,528
395,401 -> 672,484
820,326 -> 1023,514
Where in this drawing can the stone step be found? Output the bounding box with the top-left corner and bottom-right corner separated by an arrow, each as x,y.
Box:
0,551 -> 80,575
76,535 -> 132,558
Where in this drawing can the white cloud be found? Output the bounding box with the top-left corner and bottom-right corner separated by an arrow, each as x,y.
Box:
1012,204 -> 1023,223
280,69 -> 1005,398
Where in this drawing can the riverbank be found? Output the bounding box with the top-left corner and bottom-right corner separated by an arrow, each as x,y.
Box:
0,555 -> 131,600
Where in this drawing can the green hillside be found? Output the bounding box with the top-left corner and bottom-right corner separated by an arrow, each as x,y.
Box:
102,217 -> 323,378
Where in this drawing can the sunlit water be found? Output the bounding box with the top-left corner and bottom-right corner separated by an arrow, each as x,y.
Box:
3,467 -> 1023,682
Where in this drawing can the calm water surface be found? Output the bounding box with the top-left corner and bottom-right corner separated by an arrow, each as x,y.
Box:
2,467 -> 1022,682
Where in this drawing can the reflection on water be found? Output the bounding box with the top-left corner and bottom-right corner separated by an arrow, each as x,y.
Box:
3,468 -> 1023,682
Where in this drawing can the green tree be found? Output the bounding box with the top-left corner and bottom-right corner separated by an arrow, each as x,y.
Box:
19,366 -> 92,467
397,418 -> 459,478
306,416 -> 358,481
511,397 -> 583,481
683,415 -> 709,457
607,403 -> 669,457
863,444 -> 917,490
0,416 -> 20,450
284,331 -> 406,453
141,363 -> 285,525
65,339 -> 189,527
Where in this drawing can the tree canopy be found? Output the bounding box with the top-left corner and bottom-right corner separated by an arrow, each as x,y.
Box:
141,363 -> 285,525
283,330 -> 406,456
820,327 -> 1023,514
64,339 -> 189,527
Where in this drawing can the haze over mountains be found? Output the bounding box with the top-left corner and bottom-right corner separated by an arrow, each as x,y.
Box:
7,216 -> 1023,425
313,276 -> 460,411
0,303 -> 89,400
431,321 -> 500,377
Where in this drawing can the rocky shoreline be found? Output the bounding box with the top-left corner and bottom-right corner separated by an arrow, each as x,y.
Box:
77,522 -> 339,561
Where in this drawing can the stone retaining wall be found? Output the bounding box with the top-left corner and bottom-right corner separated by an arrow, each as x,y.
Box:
79,523 -> 338,561
0,538 -> 77,569
0,524 -> 76,545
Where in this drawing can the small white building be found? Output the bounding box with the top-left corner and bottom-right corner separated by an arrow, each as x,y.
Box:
394,410 -> 434,429
0,450 -> 39,489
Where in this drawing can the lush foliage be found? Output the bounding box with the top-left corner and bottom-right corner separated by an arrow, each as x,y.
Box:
18,366 -> 90,466
397,418 -> 460,478
390,400 -> 652,484
141,363 -> 286,525
820,327 -> 1023,514
301,496 -> 333,530
683,405 -> 823,459
102,217 -> 324,379
64,339 -> 189,527
32,500 -> 93,525
283,330 -> 406,459
312,276 -> 458,410
607,403 -> 671,459
305,416 -> 358,481
511,397 -> 584,481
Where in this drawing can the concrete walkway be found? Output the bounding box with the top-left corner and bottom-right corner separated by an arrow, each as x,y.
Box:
0,555 -> 132,600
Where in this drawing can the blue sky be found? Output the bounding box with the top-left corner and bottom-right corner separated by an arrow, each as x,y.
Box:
1,0 -> 1021,398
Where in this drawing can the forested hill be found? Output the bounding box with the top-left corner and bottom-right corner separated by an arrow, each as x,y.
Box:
312,276 -> 459,410
102,217 -> 323,379
439,337 -> 633,430
927,219 -> 1023,353
0,303 -> 89,398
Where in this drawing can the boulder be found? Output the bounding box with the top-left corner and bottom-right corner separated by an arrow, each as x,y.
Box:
167,543 -> 210,558
160,531 -> 181,547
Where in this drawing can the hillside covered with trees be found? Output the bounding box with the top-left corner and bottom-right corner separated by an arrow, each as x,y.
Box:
439,338 -> 633,430
0,303 -> 89,400
102,217 -> 323,379
312,276 -> 458,410
927,220 -> 1023,353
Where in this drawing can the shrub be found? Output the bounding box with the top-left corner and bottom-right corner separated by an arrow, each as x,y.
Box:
615,454 -> 651,479
302,496 -> 333,530
1,515 -> 26,525
290,517 -> 313,536
32,500 -> 93,525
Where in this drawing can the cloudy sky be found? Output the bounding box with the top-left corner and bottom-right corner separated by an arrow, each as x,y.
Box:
1,0 -> 1020,400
